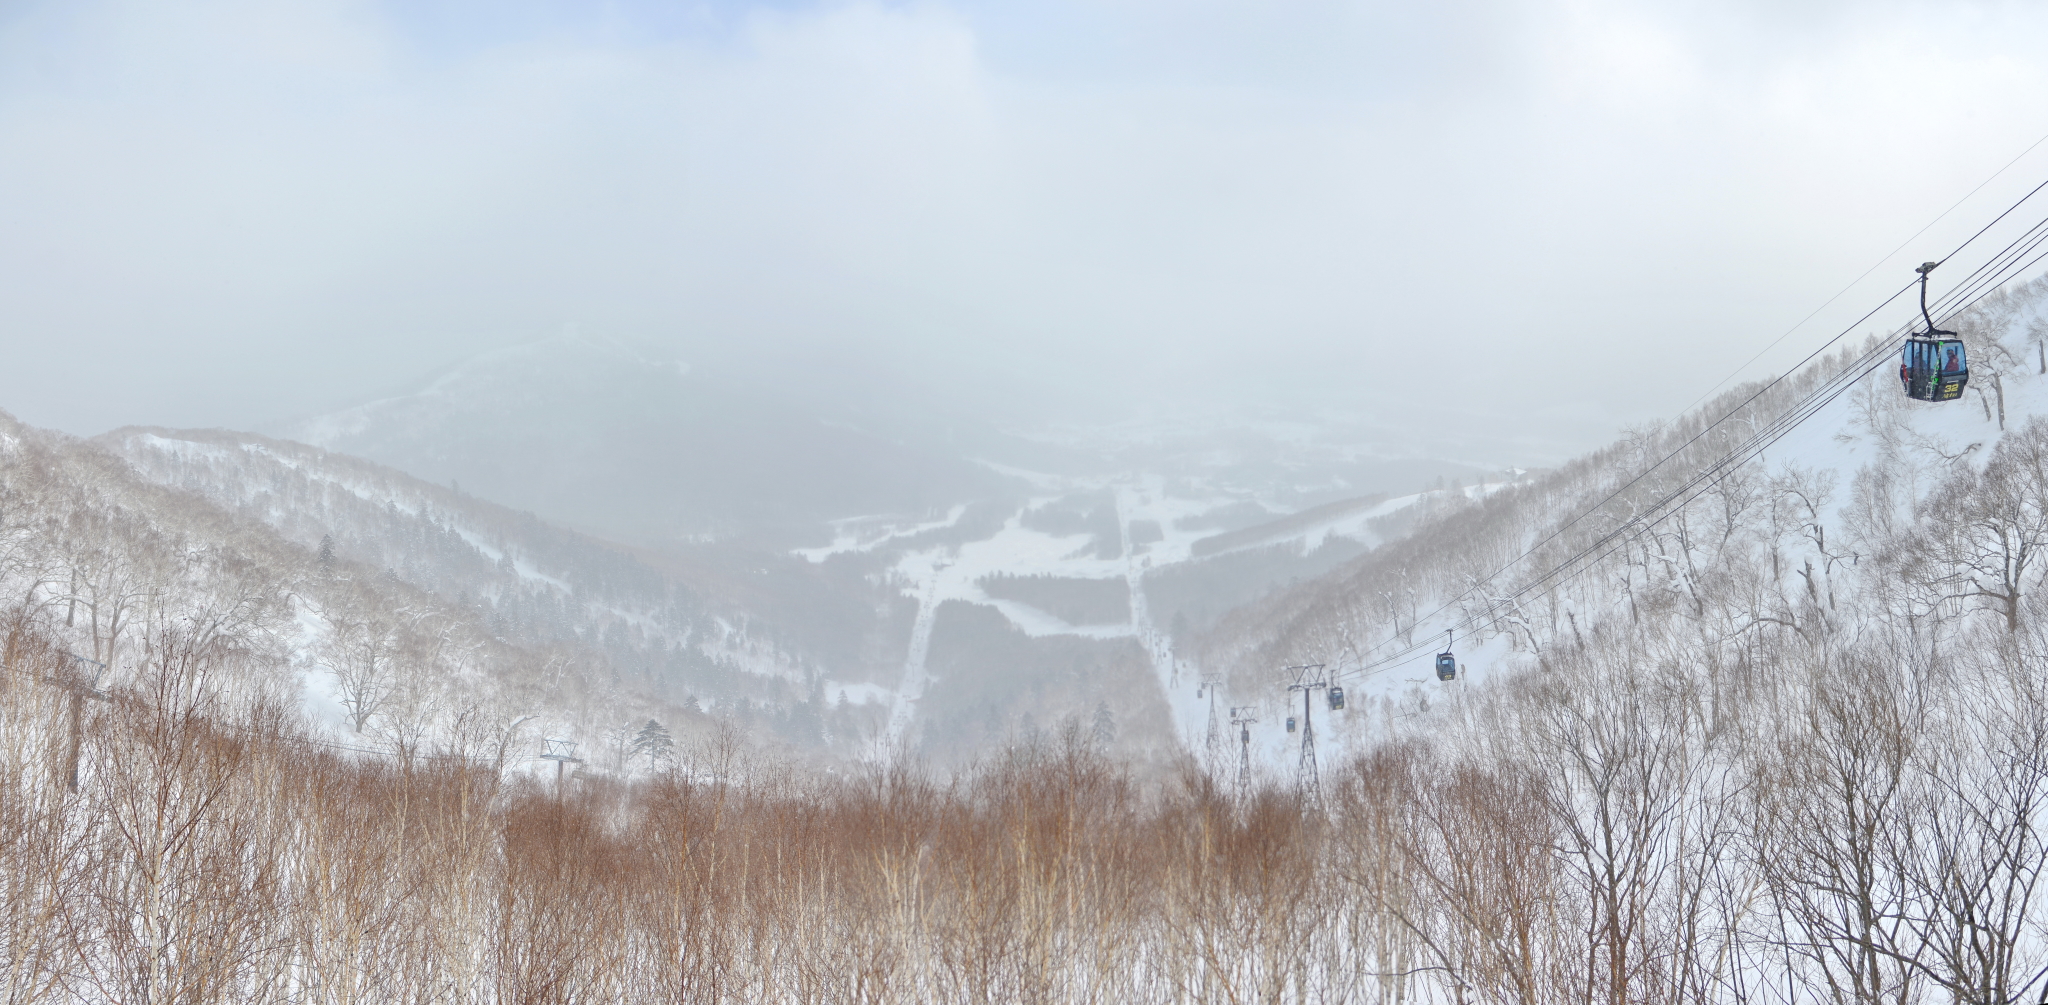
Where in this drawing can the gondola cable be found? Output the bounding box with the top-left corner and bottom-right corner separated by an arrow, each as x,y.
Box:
1367,228 -> 2048,678
1665,130 -> 2048,424
1323,195 -> 2048,683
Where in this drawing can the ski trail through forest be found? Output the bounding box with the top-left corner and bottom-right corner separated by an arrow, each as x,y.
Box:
881,573 -> 941,749
1117,482 -> 1187,747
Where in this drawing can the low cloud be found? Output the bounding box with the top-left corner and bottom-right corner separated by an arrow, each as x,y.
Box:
2,0 -> 2045,463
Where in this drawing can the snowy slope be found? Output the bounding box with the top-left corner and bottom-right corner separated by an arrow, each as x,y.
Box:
1204,271 -> 2048,777
0,412 -> 682,767
98,426 -> 929,762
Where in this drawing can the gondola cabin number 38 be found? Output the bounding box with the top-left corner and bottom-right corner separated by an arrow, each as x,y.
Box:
1901,261 -> 1969,403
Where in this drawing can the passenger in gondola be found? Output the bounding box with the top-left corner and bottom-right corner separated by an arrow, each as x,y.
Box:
1945,347 -> 1962,372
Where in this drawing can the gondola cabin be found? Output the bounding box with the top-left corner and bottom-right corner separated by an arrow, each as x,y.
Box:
1435,653 -> 1457,681
1902,337 -> 1967,402
1286,716 -> 1297,733
1328,687 -> 1346,711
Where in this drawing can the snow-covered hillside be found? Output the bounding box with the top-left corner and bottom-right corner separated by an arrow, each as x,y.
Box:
1199,272 -> 2048,776
813,469 -> 1525,764
69,263 -> 2048,784
206,334 -> 1516,766
13,275 -> 2048,1005
97,427 -> 896,760
0,412 -> 634,760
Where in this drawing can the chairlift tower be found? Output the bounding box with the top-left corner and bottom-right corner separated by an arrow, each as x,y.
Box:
1229,706 -> 1259,797
1284,664 -> 1328,806
1200,675 -> 1223,768
59,653 -> 110,792
539,738 -> 583,796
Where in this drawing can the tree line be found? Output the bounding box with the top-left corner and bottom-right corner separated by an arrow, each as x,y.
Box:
8,590 -> 2048,1002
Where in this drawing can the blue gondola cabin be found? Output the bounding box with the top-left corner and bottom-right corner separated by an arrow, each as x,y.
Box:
1901,337 -> 1967,402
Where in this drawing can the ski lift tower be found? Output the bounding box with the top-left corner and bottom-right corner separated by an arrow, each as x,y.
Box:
1200,675 -> 1224,768
1229,706 -> 1259,797
59,653 -> 110,792
539,738 -> 583,796
1283,664 -> 1328,806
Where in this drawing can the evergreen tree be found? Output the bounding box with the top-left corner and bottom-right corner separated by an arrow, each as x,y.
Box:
317,534 -> 335,567
1091,701 -> 1116,749
629,719 -> 674,768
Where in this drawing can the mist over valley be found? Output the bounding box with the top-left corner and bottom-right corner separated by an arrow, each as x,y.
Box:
9,1 -> 2048,1001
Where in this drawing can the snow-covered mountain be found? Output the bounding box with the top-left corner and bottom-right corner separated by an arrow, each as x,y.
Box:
97,418 -> 1496,767
0,410 -> 716,767
78,261 -> 2043,777
1185,271 -> 2048,776
96,426 -> 902,760
18,275 -> 2048,1005
276,334 -> 1016,545
226,333 -> 1510,765
276,332 -> 1505,548
64,255 -> 2048,781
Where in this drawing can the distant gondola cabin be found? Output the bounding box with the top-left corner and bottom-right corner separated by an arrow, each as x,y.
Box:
1436,653 -> 1457,681
1327,687 -> 1346,711
1286,716 -> 1297,733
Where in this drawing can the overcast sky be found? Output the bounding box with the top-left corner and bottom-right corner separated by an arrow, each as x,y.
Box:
4,0 -> 2048,464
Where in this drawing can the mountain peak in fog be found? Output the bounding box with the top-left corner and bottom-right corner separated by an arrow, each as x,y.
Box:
282,334 -> 1010,545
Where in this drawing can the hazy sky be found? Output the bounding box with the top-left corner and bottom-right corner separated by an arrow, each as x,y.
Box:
4,0 -> 2048,464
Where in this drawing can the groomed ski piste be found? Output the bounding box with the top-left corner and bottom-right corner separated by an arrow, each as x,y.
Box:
822,261 -> 2048,783
800,464 -> 1524,757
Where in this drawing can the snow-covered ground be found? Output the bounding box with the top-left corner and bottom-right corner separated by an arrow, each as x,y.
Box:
1269,293 -> 2048,778
811,457 -> 1529,759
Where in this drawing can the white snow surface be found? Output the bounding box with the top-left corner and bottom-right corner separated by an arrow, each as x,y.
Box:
1165,291 -> 2048,780
854,464 -> 1527,753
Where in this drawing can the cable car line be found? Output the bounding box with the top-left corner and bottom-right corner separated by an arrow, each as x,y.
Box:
1471,343 -> 1910,646
1317,285 -> 1915,684
1330,335 -> 1905,684
1484,247 -> 2048,655
1545,198 -> 2044,584
1934,171 -> 2048,275
1506,347 -> 1895,610
1275,177 -> 2048,689
1318,187 -> 2048,685
1902,217 -> 2048,399
1288,180 -> 2048,686
1518,186 -> 2048,578
1918,215 -> 2048,314
1936,216 -> 2048,309
1321,282 -> 1921,682
1511,329 -> 1920,603
1450,223 -> 2048,660
1334,276 -> 2014,686
1666,129 -> 2048,427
